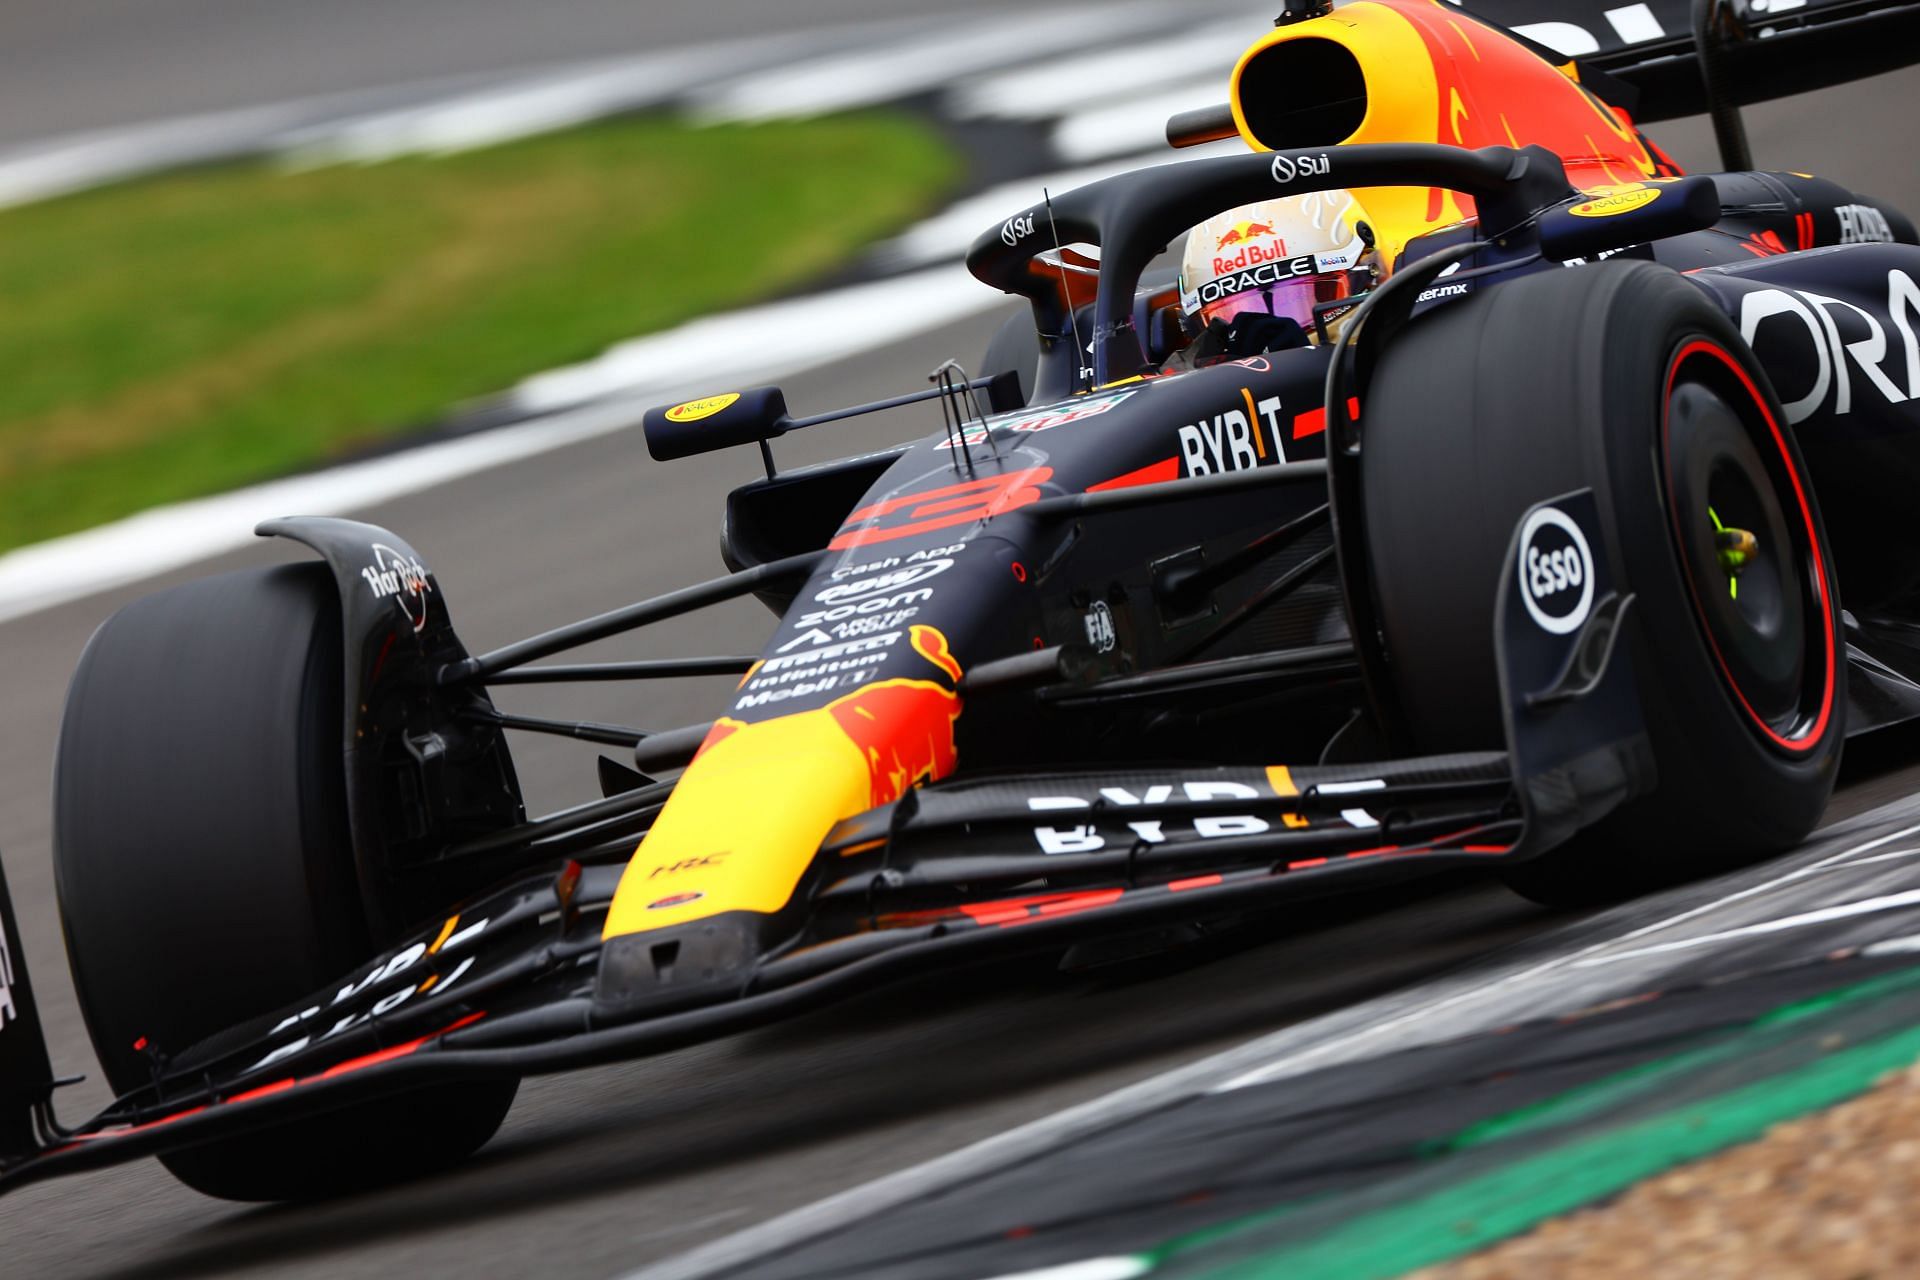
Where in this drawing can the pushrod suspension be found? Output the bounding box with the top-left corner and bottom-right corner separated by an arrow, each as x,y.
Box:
442,778 -> 676,862
481,656 -> 757,685
445,550 -> 824,682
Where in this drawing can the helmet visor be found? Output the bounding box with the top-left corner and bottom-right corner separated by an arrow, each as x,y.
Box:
1201,273 -> 1351,331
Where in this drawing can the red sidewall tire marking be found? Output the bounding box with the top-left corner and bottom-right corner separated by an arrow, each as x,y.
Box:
1660,339 -> 1835,753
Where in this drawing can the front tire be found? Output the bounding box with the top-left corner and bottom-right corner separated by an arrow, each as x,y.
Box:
54,563 -> 515,1200
1360,261 -> 1843,905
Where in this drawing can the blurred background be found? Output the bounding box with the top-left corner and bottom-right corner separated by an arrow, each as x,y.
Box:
6,0 -> 1911,574
5,4 -> 1920,1277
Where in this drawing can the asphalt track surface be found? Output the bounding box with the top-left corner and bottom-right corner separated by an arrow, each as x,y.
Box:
3,60 -> 1920,1280
0,0 -> 1084,146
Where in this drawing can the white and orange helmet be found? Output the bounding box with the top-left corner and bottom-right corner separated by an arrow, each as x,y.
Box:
1178,191 -> 1371,336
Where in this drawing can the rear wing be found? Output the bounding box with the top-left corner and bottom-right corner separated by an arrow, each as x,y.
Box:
1465,0 -> 1920,121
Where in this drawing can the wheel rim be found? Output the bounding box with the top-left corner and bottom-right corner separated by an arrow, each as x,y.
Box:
1662,340 -> 1835,753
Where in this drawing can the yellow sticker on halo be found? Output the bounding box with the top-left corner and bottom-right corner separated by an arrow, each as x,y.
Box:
665,393 -> 740,423
1568,187 -> 1662,219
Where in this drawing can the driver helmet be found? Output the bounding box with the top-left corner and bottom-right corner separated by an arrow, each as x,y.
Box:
1178,191 -> 1372,342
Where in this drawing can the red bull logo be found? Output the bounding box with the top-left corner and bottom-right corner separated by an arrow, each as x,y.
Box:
1215,220 -> 1281,253
1212,235 -> 1297,277
829,626 -> 963,807
910,625 -> 963,682
603,628 -> 966,936
829,679 -> 961,808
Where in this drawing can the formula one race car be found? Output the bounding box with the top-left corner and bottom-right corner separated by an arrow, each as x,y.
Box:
7,0 -> 1920,1203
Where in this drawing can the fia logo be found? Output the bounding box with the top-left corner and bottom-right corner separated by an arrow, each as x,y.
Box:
1083,600 -> 1117,654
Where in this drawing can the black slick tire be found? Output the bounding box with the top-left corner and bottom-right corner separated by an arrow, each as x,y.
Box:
1360,261 -> 1843,905
54,563 -> 514,1200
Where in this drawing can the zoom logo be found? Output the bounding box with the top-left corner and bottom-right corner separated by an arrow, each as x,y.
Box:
1518,506 -> 1594,635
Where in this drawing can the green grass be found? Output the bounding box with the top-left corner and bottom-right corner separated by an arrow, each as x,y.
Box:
0,113 -> 957,551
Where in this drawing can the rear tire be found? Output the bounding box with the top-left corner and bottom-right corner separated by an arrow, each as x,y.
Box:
55,564 -> 514,1200
1360,262 -> 1843,905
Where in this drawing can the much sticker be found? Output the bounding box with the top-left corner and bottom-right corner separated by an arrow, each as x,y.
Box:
665,393 -> 741,423
1568,186 -> 1661,219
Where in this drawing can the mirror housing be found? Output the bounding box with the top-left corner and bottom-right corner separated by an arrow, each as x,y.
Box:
644,386 -> 792,462
1536,175 -> 1720,262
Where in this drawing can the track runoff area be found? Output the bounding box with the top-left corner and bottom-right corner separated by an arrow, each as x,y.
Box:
6,22 -> 1920,1280
638,794 -> 1920,1280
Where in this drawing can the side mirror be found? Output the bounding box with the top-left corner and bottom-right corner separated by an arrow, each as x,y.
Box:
1536,176 -> 1719,263
644,386 -> 792,461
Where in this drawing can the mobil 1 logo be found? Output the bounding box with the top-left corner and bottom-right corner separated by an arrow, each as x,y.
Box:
1517,504 -> 1595,635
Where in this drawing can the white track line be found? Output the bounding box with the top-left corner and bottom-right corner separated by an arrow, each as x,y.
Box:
871,142 -> 1241,270
271,21 -> 936,168
0,96 -> 372,209
982,1259 -> 1152,1280
1571,887 -> 1920,967
687,3 -> 1180,123
946,19 -> 1253,121
507,261 -> 993,415
275,50 -> 773,168
0,263 -> 1002,625
1051,76 -> 1237,164
1820,846 -> 1920,872
1214,817 -> 1920,1092
622,809 -> 1920,1280
0,3 -> 1143,208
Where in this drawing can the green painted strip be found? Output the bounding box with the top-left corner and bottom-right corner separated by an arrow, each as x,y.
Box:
1149,966 -> 1920,1270
1443,965 -> 1920,1153
1750,965 -> 1920,1029
1181,1019 -> 1920,1279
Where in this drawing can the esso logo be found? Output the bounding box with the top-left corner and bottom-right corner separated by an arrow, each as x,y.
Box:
1517,506 -> 1595,634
